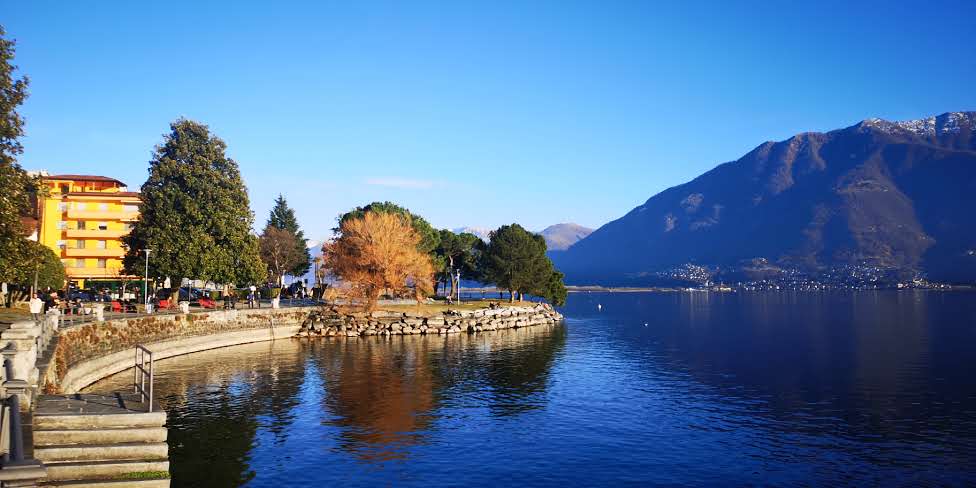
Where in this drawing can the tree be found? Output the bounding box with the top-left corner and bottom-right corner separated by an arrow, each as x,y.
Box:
123,119 -> 264,299
266,195 -> 310,278
259,225 -> 305,287
434,229 -> 482,299
324,212 -> 434,311
337,201 -> 440,255
482,224 -> 565,304
0,25 -> 36,286
24,240 -> 65,291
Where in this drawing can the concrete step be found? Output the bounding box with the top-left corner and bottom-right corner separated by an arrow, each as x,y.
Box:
34,412 -> 167,430
35,442 -> 169,463
45,460 -> 170,482
41,479 -> 170,488
34,427 -> 168,446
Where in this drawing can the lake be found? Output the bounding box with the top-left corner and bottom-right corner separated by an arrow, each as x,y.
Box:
85,291 -> 976,486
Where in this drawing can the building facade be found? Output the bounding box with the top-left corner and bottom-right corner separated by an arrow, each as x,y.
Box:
36,174 -> 141,289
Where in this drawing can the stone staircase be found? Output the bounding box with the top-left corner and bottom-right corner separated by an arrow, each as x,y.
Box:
31,395 -> 170,487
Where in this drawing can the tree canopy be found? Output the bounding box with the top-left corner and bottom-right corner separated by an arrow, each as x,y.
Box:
325,211 -> 434,311
259,225 -> 306,287
337,201 -> 440,255
482,224 -> 567,305
0,26 -> 59,289
434,229 -> 483,298
266,194 -> 310,277
123,119 -> 264,289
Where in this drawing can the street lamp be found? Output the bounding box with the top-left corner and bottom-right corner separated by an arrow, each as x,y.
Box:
143,249 -> 152,311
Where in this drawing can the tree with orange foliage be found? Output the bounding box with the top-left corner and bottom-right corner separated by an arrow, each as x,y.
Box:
324,211 -> 434,311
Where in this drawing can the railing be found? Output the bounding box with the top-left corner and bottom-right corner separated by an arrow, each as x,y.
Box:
133,345 -> 154,412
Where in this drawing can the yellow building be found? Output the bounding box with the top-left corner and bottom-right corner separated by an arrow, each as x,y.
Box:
37,174 -> 141,289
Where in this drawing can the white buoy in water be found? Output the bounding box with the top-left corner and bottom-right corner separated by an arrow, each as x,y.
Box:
644,322 -> 648,327
597,304 -> 602,311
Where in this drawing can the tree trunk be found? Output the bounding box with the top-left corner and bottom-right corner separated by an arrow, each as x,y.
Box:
509,289 -> 515,303
518,292 -> 523,302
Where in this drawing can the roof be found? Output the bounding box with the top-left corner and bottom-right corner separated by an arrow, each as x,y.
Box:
45,174 -> 126,186
66,191 -> 141,198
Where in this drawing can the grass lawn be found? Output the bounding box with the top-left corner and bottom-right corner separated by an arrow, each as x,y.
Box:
0,307 -> 31,325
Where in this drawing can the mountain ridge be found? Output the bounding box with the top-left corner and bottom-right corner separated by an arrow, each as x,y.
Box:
552,111 -> 976,285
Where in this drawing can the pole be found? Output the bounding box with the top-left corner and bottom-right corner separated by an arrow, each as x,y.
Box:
143,249 -> 151,311
456,269 -> 461,303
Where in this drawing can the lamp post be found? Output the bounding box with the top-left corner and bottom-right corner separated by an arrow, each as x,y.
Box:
143,249 -> 152,311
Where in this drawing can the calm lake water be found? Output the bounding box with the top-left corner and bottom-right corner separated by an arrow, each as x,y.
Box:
85,291 -> 976,487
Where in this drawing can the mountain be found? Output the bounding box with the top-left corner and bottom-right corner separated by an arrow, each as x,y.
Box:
553,111 -> 976,285
453,226 -> 492,242
540,223 -> 594,251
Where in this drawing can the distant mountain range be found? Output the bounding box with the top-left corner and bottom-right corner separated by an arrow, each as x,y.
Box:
552,111 -> 976,285
453,223 -> 593,251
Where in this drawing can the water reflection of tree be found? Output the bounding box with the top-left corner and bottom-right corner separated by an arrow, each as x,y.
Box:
318,324 -> 566,461
85,340 -> 310,488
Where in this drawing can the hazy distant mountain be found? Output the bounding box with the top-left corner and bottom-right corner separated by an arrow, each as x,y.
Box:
553,111 -> 976,284
540,223 -> 594,251
453,227 -> 492,241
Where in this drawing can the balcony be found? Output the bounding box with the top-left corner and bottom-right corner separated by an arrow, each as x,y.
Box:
66,209 -> 139,221
64,247 -> 125,258
64,228 -> 129,239
65,267 -> 134,279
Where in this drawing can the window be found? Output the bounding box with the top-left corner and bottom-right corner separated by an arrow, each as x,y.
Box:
56,240 -> 66,250
96,259 -> 107,268
75,203 -> 86,210
77,221 -> 86,230
75,240 -> 85,249
59,184 -> 69,193
98,203 -> 108,211
124,204 -> 139,213
58,202 -> 67,212
96,240 -> 106,249
57,221 -> 67,230
98,222 -> 108,231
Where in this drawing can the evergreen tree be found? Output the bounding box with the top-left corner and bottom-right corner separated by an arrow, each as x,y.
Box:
483,223 -> 566,304
266,195 -> 310,277
0,25 -> 38,286
123,119 -> 264,295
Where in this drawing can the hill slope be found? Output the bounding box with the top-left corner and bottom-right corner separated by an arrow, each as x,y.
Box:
553,112 -> 976,284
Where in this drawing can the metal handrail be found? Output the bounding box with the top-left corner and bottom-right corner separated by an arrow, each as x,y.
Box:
133,345 -> 154,412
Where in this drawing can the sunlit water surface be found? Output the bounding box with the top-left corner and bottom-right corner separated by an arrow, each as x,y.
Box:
86,291 -> 976,486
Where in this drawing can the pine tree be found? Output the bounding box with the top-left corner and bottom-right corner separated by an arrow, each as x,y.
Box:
483,223 -> 566,304
123,119 -> 264,294
266,195 -> 310,278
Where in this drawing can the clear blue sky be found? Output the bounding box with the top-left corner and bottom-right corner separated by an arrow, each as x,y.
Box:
5,1 -> 975,241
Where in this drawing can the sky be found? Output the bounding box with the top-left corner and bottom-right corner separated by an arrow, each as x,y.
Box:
4,1 -> 975,241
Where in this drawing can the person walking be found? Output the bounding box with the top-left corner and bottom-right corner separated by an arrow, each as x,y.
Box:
29,294 -> 43,320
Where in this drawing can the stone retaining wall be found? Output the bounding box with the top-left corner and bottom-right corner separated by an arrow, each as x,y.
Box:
299,302 -> 563,337
43,307 -> 312,394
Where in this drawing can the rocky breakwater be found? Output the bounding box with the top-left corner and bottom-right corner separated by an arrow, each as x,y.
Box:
299,303 -> 563,337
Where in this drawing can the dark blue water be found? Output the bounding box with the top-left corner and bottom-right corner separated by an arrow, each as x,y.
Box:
87,291 -> 976,486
